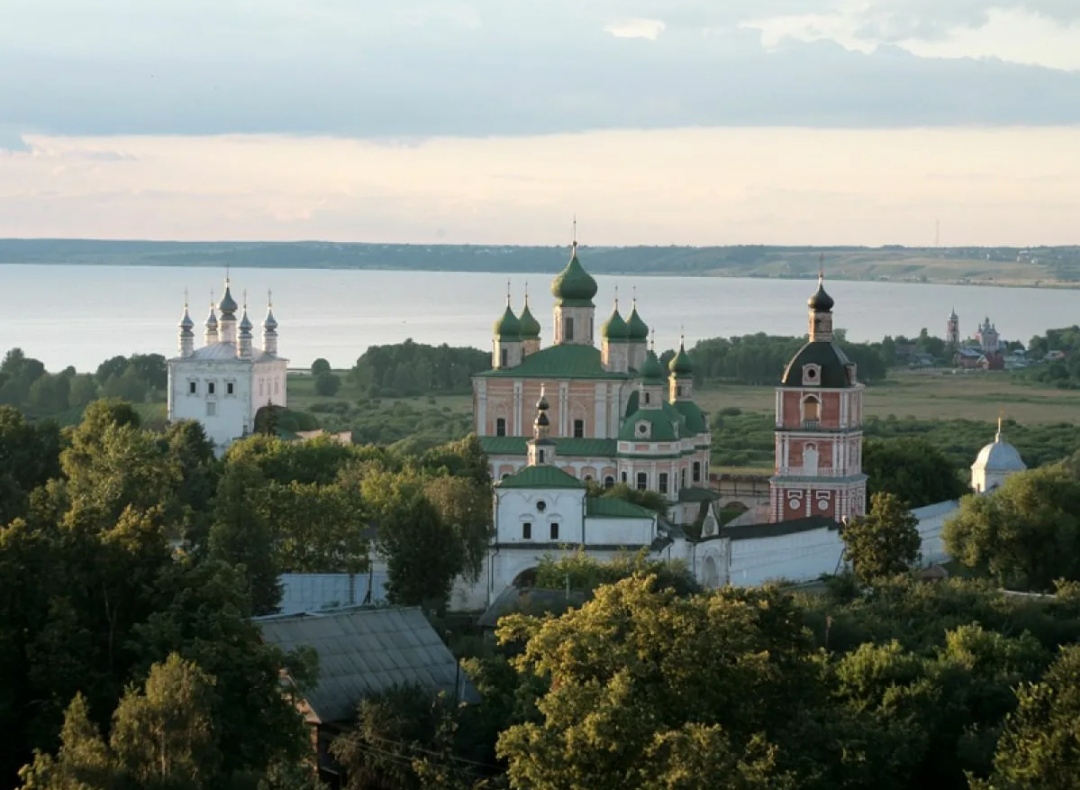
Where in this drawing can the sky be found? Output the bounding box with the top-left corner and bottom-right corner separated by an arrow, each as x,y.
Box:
2,0 -> 1079,245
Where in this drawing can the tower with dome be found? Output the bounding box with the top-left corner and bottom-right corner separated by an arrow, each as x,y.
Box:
769,272 -> 867,523
167,279 -> 288,453
472,239 -> 714,529
970,418 -> 1027,493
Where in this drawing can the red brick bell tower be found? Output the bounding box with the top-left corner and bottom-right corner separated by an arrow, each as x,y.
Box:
769,271 -> 867,524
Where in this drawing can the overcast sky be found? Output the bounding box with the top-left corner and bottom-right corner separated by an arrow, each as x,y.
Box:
2,0 -> 1079,244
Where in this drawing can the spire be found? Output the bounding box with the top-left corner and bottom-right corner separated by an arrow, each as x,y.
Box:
527,383 -> 556,466
997,410 -> 1004,442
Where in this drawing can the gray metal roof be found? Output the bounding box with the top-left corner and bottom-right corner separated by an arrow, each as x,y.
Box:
257,606 -> 478,723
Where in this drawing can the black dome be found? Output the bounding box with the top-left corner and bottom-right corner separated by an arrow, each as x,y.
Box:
780,341 -> 856,388
807,280 -> 834,312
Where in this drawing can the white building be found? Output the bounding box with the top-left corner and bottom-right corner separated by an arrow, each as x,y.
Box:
167,280 -> 287,453
971,418 -> 1027,493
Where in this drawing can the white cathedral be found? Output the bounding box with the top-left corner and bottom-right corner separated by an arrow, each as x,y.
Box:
167,279 -> 288,452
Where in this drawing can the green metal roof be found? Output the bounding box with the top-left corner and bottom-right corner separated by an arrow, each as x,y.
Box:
601,306 -> 630,341
586,497 -> 658,519
551,246 -> 598,305
669,343 -> 694,376
518,301 -> 541,339
780,340 -> 856,388
475,343 -> 625,380
627,305 -> 649,341
496,465 -> 586,490
671,400 -> 708,434
678,486 -> 720,503
618,402 -> 686,442
493,303 -> 521,340
639,350 -> 666,384
480,436 -> 618,457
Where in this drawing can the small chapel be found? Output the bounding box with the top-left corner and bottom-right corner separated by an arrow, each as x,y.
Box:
167,278 -> 288,452
472,240 -> 714,529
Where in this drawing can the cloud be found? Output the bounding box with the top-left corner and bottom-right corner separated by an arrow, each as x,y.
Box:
0,0 -> 1078,139
605,19 -> 666,40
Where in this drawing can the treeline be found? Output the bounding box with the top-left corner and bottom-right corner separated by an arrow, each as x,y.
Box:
348,339 -> 490,398
689,331 -> 888,385
0,347 -> 167,419
1018,325 -> 1080,388
320,545 -> 1080,789
0,400 -> 495,786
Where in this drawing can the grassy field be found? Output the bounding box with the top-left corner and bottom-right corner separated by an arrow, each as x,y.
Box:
696,369 -> 1079,424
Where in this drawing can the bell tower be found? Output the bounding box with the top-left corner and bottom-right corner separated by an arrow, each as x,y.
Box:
770,270 -> 867,524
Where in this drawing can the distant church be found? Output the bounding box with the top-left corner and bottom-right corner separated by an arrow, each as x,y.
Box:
167,279 -> 287,452
471,239 -> 714,530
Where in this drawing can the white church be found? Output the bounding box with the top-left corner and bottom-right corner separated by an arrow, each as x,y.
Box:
167,278 -> 287,452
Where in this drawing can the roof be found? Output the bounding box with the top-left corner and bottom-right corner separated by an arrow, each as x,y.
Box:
639,350 -> 666,383
477,587 -> 589,629
497,464 -> 586,489
627,305 -> 649,341
671,400 -> 708,434
910,500 -> 961,521
551,246 -> 598,305
669,343 -> 693,376
719,515 -> 841,541
807,279 -> 835,312
586,496 -> 658,519
619,401 -> 687,442
480,436 -> 618,458
678,486 -> 720,503
257,606 -> 478,723
494,303 -> 521,340
475,343 -> 624,380
601,306 -> 630,341
519,301 -> 541,339
972,435 -> 1026,473
780,340 -> 856,388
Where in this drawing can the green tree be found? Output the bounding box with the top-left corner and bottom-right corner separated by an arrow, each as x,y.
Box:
313,372 -> 341,397
0,407 -> 61,525
310,358 -> 331,376
863,438 -> 966,508
17,693 -> 115,790
67,375 -> 99,409
533,549 -> 699,597
109,654 -> 219,789
944,466 -> 1080,590
980,645 -> 1080,789
842,492 -> 921,582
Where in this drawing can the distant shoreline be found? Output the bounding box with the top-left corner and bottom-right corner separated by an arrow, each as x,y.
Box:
1,238 -> 1078,290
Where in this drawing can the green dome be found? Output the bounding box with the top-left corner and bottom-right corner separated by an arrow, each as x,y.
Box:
551,245 -> 598,305
601,305 -> 629,341
493,304 -> 521,340
639,349 -> 666,383
519,300 -> 541,339
627,305 -> 649,341
669,341 -> 693,376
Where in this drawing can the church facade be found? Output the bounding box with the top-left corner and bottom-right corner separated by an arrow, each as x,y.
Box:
472,242 -> 713,528
167,280 -> 287,452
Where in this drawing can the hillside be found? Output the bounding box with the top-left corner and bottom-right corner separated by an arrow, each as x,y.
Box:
1,239 -> 1079,287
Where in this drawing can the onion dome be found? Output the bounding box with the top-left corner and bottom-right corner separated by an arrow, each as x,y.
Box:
264,307 -> 278,332
219,282 -> 238,316
627,301 -> 649,342
519,296 -> 541,340
669,338 -> 693,376
639,349 -> 666,383
179,306 -> 194,333
551,243 -> 598,305
239,308 -> 253,334
808,276 -> 834,313
534,385 -> 551,431
205,305 -> 218,329
493,299 -> 521,340
601,302 -> 629,342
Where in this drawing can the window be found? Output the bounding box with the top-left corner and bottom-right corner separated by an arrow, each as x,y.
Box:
604,475 -> 615,489
226,381 -> 235,396
573,419 -> 584,438
496,418 -> 507,437
536,500 -> 547,512
549,522 -> 559,541
206,402 -> 216,417
621,471 -> 628,484
802,396 -> 820,424
635,421 -> 650,438
207,381 -> 216,396
680,469 -> 686,488
563,317 -> 574,341
659,473 -> 669,494
802,364 -> 821,386
500,348 -> 508,367
188,380 -> 197,395
584,475 -> 593,482
693,461 -> 702,483
522,522 -> 532,540
538,449 -> 545,463
636,472 -> 647,491
644,392 -> 651,405
676,385 -> 683,397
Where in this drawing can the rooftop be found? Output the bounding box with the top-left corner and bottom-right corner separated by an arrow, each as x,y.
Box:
480,436 -> 618,458
496,464 -> 586,490
475,343 -> 625,380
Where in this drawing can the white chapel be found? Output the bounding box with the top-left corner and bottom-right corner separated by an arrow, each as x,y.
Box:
167,279 -> 288,452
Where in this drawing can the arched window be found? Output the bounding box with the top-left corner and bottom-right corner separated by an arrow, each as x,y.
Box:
538,449 -> 546,463
801,395 -> 820,424
604,475 -> 615,489
563,317 -> 574,341
692,461 -> 702,483
658,473 -> 669,494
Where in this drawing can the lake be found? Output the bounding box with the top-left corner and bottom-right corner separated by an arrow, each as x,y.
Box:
0,264 -> 1074,371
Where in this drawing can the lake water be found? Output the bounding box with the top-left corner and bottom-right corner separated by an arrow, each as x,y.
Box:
0,264 -> 1075,371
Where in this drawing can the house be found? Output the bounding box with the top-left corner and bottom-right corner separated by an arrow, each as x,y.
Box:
257,606 -> 479,785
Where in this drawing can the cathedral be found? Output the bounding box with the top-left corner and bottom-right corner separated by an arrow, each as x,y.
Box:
167,278 -> 287,452
472,241 -> 713,528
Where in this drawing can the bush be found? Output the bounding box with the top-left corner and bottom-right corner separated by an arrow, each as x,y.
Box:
314,372 -> 341,397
